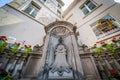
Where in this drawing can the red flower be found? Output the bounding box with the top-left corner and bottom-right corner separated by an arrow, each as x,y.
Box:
24,45 -> 27,48
111,38 -> 116,42
0,36 -> 7,41
111,70 -> 118,76
18,43 -> 20,45
100,41 -> 105,44
28,45 -> 31,48
94,44 -> 97,46
14,42 -> 20,46
14,42 -> 17,44
0,68 -> 6,71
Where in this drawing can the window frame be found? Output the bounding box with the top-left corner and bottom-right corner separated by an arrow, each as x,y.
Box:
80,0 -> 98,15
24,2 -> 41,18
57,10 -> 61,16
90,14 -> 120,39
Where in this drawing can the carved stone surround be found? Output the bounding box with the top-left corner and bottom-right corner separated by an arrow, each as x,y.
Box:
22,21 -> 84,80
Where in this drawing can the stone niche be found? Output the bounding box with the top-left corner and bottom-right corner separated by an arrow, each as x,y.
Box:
23,21 -> 84,80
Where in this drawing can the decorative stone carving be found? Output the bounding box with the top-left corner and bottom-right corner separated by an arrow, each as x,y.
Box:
45,21 -> 76,33
50,43 -> 71,76
23,21 -> 84,80
51,26 -> 69,37
33,44 -> 43,52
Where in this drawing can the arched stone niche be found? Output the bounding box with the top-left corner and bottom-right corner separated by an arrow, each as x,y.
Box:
45,21 -> 76,34
38,21 -> 84,80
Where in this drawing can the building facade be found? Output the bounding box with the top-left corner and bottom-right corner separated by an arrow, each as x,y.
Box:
0,0 -> 64,46
9,0 -> 64,25
63,0 -> 120,47
1,0 -> 120,80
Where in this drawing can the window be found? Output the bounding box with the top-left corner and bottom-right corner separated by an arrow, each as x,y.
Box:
58,4 -> 61,9
43,0 -> 46,2
90,14 -> 120,39
80,0 -> 97,15
24,3 -> 40,17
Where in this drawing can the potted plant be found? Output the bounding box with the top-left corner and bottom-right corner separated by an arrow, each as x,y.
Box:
92,42 -> 105,54
102,43 -> 116,54
24,45 -> 32,58
0,36 -> 8,55
11,42 -> 20,56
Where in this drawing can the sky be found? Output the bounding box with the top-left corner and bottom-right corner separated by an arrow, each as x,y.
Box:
114,0 -> 120,3
62,0 -> 74,11
0,0 -> 13,7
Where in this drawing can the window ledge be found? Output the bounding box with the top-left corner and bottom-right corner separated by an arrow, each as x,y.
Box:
83,4 -> 103,19
97,28 -> 120,40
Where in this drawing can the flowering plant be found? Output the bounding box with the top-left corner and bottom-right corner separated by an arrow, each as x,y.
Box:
0,36 -> 8,55
92,39 -> 117,54
109,70 -> 120,80
92,43 -> 104,54
111,37 -> 120,47
102,43 -> 116,54
11,42 -> 20,56
24,45 -> 32,57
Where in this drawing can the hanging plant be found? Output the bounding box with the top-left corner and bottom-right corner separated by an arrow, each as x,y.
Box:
24,45 -> 32,58
11,42 -> 20,56
0,36 -> 8,55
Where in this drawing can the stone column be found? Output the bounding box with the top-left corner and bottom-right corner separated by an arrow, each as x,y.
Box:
110,55 -> 120,70
94,55 -> 108,79
20,54 -> 31,78
13,56 -> 25,79
38,33 -> 50,79
70,32 -> 84,80
18,57 -> 25,71
9,56 -> 19,75
102,56 -> 113,70
1,55 -> 11,68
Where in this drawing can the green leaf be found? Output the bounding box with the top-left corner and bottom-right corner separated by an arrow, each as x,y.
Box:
24,48 -> 32,57
91,46 -> 96,49
96,47 -> 103,54
4,74 -> 12,80
0,41 -> 8,55
11,45 -> 19,56
105,44 -> 116,54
